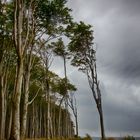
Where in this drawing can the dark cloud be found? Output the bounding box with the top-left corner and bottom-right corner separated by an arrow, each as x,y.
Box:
51,0 -> 140,137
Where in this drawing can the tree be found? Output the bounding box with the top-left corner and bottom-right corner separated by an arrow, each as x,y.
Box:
0,0 -> 80,139
68,22 -> 105,139
10,0 -> 73,139
68,92 -> 78,137
20,0 -> 73,138
51,38 -> 71,137
0,1 -> 15,140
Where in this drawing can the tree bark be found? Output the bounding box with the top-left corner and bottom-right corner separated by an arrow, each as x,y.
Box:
10,59 -> 23,140
0,28 -> 5,140
10,0 -> 25,139
0,76 -> 5,140
20,71 -> 30,140
97,99 -> 105,140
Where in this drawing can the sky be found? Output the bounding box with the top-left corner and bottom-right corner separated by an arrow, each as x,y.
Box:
51,0 -> 140,137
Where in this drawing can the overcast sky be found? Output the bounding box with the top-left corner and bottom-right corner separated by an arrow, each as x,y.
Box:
51,0 -> 140,137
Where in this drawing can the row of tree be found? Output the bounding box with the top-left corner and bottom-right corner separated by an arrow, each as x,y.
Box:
0,0 -> 105,140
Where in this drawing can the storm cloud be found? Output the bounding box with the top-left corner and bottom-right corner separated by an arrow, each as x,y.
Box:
51,0 -> 140,137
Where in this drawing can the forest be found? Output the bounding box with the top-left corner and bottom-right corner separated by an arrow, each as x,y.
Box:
0,0 -> 105,140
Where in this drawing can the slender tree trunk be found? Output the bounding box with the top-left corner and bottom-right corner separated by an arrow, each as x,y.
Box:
58,96 -> 65,137
95,64 -> 105,140
0,35 -> 5,140
63,56 -> 69,138
0,78 -> 5,140
39,103 -> 41,137
97,99 -> 105,140
52,103 -> 56,137
20,66 -> 31,139
45,62 -> 50,139
7,106 -> 12,140
49,102 -> 53,138
65,98 -> 68,138
0,76 -> 5,140
75,113 -> 78,137
47,90 -> 50,139
87,62 -> 105,140
58,105 -> 62,137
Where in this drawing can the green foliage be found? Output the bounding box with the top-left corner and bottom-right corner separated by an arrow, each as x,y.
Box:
27,54 -> 77,98
0,1 -> 14,36
69,22 -> 93,51
51,77 -> 77,96
35,0 -> 72,35
68,22 -> 95,73
51,38 -> 67,57
0,0 -> 88,139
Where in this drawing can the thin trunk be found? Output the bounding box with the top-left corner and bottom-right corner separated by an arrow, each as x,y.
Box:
0,76 -> 5,140
32,102 -> 35,138
97,99 -> 105,140
46,65 -> 50,139
0,34 -> 5,140
49,102 -> 53,138
58,105 -> 62,137
7,107 -> 12,140
65,98 -> 68,138
63,56 -> 69,138
95,63 -> 105,140
52,103 -> 56,137
75,113 -> 78,137
87,61 -> 105,140
20,63 -> 31,139
58,96 -> 65,137
39,103 -> 42,137
47,91 -> 50,139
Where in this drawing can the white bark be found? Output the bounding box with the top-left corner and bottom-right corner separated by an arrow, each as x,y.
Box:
10,59 -> 24,140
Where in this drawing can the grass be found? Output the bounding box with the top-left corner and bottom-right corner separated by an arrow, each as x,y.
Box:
24,135 -> 92,140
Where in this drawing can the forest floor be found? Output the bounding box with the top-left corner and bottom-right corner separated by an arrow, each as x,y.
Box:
25,138 -> 80,140
25,138 -> 79,140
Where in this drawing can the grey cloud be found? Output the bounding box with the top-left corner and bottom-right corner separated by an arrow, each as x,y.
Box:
52,0 -> 140,137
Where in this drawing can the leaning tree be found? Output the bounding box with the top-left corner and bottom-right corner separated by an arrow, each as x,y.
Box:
68,21 -> 105,139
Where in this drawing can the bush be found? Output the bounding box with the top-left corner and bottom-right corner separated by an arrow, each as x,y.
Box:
82,134 -> 92,140
105,137 -> 116,140
123,136 -> 135,140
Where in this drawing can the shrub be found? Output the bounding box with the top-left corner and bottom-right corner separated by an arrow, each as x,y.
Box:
105,137 -> 116,140
82,134 -> 92,140
123,135 -> 135,140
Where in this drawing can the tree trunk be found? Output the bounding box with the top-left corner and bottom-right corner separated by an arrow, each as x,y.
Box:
20,69 -> 30,139
97,100 -> 105,140
75,113 -> 79,137
45,66 -> 50,139
0,76 -> 5,140
7,106 -> 12,140
58,96 -> 65,137
0,36 -> 5,140
10,59 -> 23,140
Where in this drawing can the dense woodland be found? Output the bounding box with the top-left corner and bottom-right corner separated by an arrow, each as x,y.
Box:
0,0 -> 105,140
